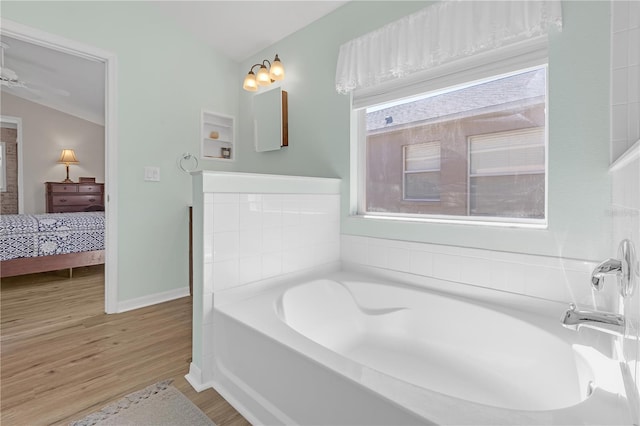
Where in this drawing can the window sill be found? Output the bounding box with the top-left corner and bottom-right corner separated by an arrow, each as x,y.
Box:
352,212 -> 548,229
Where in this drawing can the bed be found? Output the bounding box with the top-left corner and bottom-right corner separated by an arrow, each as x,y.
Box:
0,212 -> 105,278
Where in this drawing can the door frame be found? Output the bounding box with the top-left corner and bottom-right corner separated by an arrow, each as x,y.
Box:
1,18 -> 119,313
0,116 -> 23,213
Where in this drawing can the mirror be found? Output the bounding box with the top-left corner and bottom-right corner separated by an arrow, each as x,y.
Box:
254,87 -> 288,152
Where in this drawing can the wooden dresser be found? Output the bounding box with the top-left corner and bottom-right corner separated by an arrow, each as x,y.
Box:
45,182 -> 105,213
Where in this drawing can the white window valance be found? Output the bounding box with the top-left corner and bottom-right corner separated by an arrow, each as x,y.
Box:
335,0 -> 562,94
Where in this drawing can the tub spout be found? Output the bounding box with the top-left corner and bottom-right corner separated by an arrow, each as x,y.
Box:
561,303 -> 625,336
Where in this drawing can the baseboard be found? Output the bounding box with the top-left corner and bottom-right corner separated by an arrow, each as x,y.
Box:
184,363 -> 213,392
117,286 -> 190,313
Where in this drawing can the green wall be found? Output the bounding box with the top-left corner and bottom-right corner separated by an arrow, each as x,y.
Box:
1,1 -> 241,301
2,0 -> 612,305
238,0 -> 612,262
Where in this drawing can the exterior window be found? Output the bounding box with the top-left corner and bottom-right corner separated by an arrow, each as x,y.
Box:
403,142 -> 441,201
0,142 -> 6,192
361,66 -> 547,225
469,128 -> 545,218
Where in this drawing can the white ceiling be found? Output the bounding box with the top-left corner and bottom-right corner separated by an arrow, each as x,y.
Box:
0,1 -> 348,125
151,1 -> 349,62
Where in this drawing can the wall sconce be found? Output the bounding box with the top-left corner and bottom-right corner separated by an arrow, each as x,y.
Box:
242,54 -> 285,92
58,149 -> 79,183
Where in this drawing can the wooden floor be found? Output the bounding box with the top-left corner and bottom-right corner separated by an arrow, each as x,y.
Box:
1,265 -> 250,426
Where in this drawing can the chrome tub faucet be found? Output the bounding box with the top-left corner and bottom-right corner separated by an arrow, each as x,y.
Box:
560,240 -> 637,337
590,258 -> 623,291
561,303 -> 625,336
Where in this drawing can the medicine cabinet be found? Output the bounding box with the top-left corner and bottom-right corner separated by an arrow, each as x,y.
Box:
201,110 -> 235,161
254,87 -> 288,152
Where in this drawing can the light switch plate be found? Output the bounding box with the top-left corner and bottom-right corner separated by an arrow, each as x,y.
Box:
144,166 -> 160,182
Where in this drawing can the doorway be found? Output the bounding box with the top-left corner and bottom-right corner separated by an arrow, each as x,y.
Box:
1,19 -> 118,313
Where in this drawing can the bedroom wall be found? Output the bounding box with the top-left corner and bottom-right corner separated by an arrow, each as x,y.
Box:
1,93 -> 105,214
1,1 -> 239,304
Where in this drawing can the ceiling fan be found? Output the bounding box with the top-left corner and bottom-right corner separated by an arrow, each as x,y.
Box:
0,41 -> 70,97
0,42 -> 27,88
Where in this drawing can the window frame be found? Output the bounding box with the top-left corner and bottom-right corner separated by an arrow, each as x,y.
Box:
352,61 -> 549,229
402,141 -> 441,202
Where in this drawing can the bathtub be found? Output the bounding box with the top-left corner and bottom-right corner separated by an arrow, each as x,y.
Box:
211,269 -> 635,425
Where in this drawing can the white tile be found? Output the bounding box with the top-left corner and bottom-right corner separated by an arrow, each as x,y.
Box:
262,199 -> 282,229
366,244 -> 388,268
341,236 -> 368,264
262,253 -> 283,279
459,256 -> 492,288
612,104 -> 629,141
239,255 -> 262,285
262,227 -> 283,253
212,258 -> 238,290
203,233 -> 213,264
487,260 -> 510,292
213,203 -> 239,233
523,266 -> 570,302
203,323 -> 214,356
613,31 -> 630,69
628,102 -> 639,143
612,0 -> 630,31
409,250 -> 433,277
612,67 -> 629,105
629,28 -> 640,66
612,139 -> 631,161
504,262 -> 526,295
202,293 -> 214,325
629,0 -> 640,29
203,262 -> 214,295
432,253 -> 462,282
239,201 -> 262,230
387,246 -> 410,272
283,225 -> 305,250
203,203 -> 213,235
213,193 -> 239,204
213,231 -> 239,262
239,194 -> 262,203
239,229 -> 262,257
629,65 -> 639,102
282,194 -> 301,226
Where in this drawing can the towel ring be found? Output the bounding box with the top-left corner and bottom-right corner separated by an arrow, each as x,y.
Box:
178,152 -> 199,173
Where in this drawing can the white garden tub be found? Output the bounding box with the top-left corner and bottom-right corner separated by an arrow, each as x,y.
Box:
211,270 -> 635,425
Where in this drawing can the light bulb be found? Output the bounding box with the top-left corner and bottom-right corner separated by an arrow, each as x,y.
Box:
256,65 -> 271,86
243,71 -> 258,91
269,54 -> 285,81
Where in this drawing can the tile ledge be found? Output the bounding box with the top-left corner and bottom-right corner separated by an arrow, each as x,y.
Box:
610,139 -> 640,173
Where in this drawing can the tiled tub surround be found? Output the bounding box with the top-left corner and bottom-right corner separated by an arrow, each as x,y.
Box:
343,232 -> 640,414
186,171 -> 341,391
611,0 -> 640,160
610,140 -> 640,406
342,235 -> 615,310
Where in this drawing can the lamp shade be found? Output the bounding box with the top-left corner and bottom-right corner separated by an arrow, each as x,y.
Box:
243,72 -> 258,91
58,149 -> 79,164
256,65 -> 271,86
269,54 -> 285,81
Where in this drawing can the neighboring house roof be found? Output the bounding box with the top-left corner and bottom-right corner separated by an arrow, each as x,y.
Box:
366,68 -> 546,132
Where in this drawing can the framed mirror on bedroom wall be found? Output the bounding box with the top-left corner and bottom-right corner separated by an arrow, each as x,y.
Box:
254,86 -> 288,152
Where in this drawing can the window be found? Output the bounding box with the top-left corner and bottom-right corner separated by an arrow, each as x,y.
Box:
403,142 -> 441,201
358,66 -> 547,225
0,142 -> 6,192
